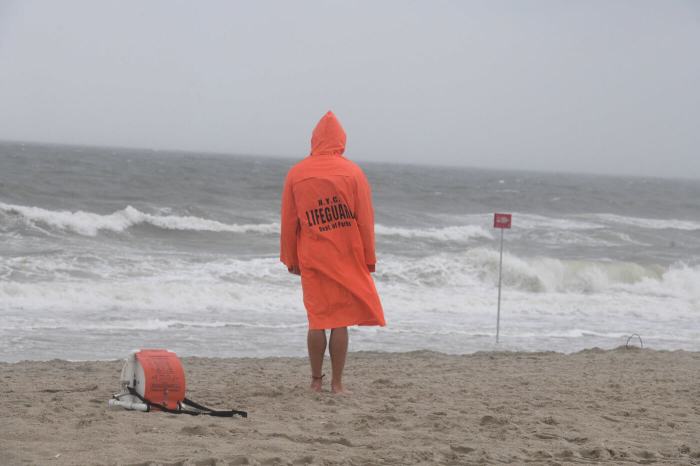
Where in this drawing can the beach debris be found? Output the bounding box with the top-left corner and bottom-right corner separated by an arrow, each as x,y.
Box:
625,334 -> 644,349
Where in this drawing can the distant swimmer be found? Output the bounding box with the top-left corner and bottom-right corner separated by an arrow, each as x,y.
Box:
280,111 -> 385,394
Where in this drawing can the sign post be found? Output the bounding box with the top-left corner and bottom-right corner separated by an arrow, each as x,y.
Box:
493,213 -> 512,343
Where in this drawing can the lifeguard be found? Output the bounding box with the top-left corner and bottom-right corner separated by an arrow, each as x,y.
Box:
280,111 -> 385,394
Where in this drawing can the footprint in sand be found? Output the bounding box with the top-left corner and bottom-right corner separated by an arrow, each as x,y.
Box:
450,445 -> 475,454
292,455 -> 315,465
260,457 -> 285,466
531,450 -> 552,459
479,415 -> 508,426
180,425 -> 209,436
579,447 -> 608,460
228,456 -> 250,465
564,435 -> 588,445
554,449 -> 574,459
635,450 -> 656,461
194,458 -> 218,466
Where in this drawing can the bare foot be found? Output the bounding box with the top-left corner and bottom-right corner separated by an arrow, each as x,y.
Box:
310,375 -> 324,392
331,382 -> 350,395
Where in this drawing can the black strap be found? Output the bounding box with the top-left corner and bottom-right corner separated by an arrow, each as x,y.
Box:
183,397 -> 248,418
126,388 -> 247,418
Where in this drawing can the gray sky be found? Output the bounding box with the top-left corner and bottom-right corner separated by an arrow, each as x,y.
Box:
1,1 -> 698,178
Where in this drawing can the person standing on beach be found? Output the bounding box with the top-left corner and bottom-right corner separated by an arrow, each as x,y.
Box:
280,111 -> 385,394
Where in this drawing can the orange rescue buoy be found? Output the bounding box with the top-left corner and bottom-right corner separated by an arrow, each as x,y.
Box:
135,349 -> 186,410
109,349 -> 247,418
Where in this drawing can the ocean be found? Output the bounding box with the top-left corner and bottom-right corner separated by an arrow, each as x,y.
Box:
1,142 -> 699,362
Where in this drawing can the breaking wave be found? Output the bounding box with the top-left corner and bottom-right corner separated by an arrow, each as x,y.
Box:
585,213 -> 700,231
438,212 -> 700,232
1,201 -> 495,242
0,252 -> 695,303
377,248 -> 700,298
375,224 -> 493,242
431,213 -> 604,231
0,202 -> 279,236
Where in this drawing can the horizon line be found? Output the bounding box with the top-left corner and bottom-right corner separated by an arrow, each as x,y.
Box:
1,138 -> 698,183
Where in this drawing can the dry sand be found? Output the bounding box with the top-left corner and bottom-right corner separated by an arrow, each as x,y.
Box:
1,348 -> 699,465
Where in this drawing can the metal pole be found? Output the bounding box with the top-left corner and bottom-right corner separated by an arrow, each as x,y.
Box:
496,228 -> 504,343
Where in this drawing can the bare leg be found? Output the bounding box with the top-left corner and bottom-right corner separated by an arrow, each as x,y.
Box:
329,327 -> 348,394
307,329 -> 327,392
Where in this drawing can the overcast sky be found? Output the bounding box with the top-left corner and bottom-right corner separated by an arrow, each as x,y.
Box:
0,1 -> 698,178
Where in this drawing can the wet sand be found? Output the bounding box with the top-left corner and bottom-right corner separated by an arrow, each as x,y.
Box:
1,348 -> 699,465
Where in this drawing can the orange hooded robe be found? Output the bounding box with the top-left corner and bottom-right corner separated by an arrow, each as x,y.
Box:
280,111 -> 385,330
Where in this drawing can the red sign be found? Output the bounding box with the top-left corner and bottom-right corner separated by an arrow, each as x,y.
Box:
494,213 -> 512,229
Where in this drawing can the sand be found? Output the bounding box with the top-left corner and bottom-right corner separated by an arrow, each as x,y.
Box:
1,348 -> 699,465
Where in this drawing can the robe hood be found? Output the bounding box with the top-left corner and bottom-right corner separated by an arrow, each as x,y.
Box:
310,111 -> 346,156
